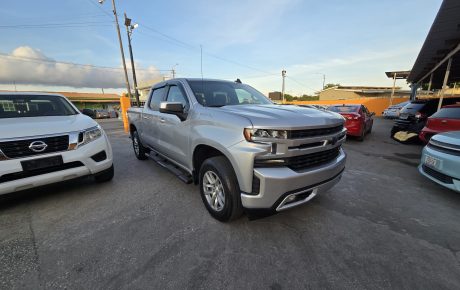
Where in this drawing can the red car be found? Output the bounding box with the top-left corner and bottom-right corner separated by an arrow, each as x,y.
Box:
419,104 -> 460,143
328,104 -> 374,141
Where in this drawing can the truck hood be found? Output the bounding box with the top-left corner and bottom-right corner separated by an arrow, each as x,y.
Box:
214,105 -> 344,129
0,114 -> 97,139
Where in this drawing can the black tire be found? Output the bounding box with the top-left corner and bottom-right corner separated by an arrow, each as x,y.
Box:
199,156 -> 243,222
368,123 -> 373,134
132,130 -> 148,160
390,126 -> 399,138
357,128 -> 365,142
94,164 -> 114,183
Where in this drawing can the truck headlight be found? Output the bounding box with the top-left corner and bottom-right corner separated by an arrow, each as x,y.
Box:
80,125 -> 103,146
244,128 -> 287,142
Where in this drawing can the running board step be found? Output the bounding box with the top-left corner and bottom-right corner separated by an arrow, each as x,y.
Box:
149,153 -> 193,184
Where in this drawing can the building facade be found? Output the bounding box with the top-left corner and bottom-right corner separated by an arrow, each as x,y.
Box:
319,86 -> 410,100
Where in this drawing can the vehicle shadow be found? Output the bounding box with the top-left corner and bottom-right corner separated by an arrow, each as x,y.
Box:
0,177 -> 97,210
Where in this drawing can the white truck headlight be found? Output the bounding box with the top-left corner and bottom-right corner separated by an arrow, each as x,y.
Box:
80,125 -> 103,146
244,128 -> 287,142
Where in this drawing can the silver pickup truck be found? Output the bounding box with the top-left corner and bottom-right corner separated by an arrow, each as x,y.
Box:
128,79 -> 346,221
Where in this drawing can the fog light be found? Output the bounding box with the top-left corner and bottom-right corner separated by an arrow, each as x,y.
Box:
286,195 -> 296,202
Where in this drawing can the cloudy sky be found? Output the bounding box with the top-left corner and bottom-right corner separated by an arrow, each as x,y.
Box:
0,0 -> 443,95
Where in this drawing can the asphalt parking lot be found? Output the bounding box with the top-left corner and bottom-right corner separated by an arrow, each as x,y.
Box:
1,118 -> 460,289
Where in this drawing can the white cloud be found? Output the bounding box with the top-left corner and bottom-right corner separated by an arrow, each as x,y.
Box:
0,46 -> 162,89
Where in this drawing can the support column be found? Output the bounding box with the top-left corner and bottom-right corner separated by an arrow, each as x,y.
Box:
437,57 -> 452,111
427,73 -> 433,95
389,72 -> 397,106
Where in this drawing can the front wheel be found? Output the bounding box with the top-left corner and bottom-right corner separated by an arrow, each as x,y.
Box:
199,156 -> 243,222
132,130 -> 148,160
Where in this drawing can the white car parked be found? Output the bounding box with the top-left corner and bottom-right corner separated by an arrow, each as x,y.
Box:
0,93 -> 113,195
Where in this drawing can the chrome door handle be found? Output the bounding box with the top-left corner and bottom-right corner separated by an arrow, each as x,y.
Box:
159,118 -> 165,123
142,115 -> 150,119
441,120 -> 447,123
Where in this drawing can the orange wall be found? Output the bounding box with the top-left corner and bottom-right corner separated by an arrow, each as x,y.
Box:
288,97 -> 409,116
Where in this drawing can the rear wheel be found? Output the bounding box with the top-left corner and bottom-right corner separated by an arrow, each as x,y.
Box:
132,130 -> 148,160
357,128 -> 365,142
199,156 -> 243,222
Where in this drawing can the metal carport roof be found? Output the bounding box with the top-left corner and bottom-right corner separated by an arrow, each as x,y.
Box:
407,0 -> 460,89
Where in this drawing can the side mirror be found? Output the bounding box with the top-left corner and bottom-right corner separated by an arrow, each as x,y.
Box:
159,102 -> 186,120
370,112 -> 376,117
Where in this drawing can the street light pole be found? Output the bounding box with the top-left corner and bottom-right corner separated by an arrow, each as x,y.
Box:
100,0 -> 132,100
124,13 -> 140,106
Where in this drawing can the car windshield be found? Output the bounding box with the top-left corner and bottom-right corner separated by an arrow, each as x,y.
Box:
0,95 -> 78,119
328,105 -> 359,113
187,80 -> 272,107
431,107 -> 460,119
400,102 -> 425,114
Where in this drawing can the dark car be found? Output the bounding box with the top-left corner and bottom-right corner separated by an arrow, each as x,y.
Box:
328,104 -> 374,141
419,104 -> 460,143
391,98 -> 460,141
81,108 -> 96,118
95,109 -> 110,119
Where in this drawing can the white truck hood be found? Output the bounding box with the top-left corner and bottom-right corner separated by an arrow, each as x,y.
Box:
0,114 -> 97,139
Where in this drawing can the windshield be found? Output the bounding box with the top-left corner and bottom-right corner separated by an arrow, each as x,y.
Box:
328,105 -> 360,113
431,107 -> 460,119
0,95 -> 78,119
400,102 -> 425,114
187,80 -> 272,107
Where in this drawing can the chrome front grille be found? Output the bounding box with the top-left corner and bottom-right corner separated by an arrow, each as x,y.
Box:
0,135 -> 69,159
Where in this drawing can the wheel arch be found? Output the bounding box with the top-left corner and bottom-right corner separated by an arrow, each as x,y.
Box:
192,144 -> 240,187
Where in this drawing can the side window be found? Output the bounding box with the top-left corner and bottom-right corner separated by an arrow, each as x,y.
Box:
149,87 -> 166,111
363,106 -> 369,115
166,85 -> 189,111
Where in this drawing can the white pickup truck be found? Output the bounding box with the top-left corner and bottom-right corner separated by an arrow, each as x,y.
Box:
0,92 -> 114,195
128,79 -> 347,221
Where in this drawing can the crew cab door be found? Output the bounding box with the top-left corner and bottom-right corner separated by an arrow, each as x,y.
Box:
156,82 -> 191,167
140,85 -> 167,150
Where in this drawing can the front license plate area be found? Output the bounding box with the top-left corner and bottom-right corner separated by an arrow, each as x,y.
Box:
21,156 -> 63,171
424,155 -> 440,169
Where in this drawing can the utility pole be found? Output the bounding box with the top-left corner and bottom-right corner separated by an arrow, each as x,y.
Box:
99,0 -> 131,100
281,69 -> 286,103
124,13 -> 140,106
322,74 -> 326,90
171,64 -> 178,79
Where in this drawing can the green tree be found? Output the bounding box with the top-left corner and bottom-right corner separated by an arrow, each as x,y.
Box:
283,94 -> 295,102
323,83 -> 340,90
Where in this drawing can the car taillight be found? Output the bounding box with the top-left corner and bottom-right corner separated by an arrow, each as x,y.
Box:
415,112 -> 426,120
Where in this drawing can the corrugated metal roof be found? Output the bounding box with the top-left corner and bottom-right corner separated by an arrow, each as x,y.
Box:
407,0 -> 460,88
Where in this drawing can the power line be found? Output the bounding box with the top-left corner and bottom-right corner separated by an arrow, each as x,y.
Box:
286,76 -> 318,92
0,21 -> 112,28
0,53 -> 172,72
84,0 -> 114,18
82,0 -> 280,78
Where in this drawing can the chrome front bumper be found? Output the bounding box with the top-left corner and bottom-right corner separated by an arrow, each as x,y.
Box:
241,148 -> 346,210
